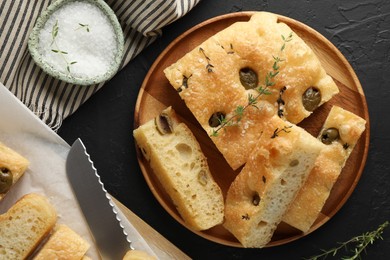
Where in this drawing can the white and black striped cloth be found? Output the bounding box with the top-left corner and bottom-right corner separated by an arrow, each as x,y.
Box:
0,0 -> 200,130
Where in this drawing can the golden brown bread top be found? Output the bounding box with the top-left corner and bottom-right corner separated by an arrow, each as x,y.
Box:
164,12 -> 339,124
164,12 -> 339,170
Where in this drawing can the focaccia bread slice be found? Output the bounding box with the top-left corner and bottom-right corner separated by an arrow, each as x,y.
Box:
223,118 -> 325,248
133,107 -> 224,231
207,96 -> 277,170
33,224 -> 90,260
0,141 -> 29,200
0,193 -> 57,259
164,11 -> 338,170
164,11 -> 338,124
282,106 -> 366,232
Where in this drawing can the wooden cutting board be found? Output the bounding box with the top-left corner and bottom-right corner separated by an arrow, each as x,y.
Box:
113,198 -> 190,259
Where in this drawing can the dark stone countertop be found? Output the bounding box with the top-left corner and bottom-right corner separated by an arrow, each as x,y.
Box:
58,0 -> 390,259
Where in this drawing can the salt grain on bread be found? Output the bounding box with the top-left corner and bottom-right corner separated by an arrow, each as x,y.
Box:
133,106 -> 224,231
223,117 -> 325,248
33,224 -> 90,260
0,193 -> 57,259
163,12 -> 338,170
0,141 -> 29,201
282,106 -> 366,232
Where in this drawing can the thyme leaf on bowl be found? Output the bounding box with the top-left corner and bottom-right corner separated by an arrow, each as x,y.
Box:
50,20 -> 77,74
76,23 -> 90,32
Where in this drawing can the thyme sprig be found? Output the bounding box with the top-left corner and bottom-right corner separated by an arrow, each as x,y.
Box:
304,221 -> 389,260
271,125 -> 292,138
210,33 -> 293,137
199,47 -> 214,72
76,23 -> 90,32
50,20 -> 77,73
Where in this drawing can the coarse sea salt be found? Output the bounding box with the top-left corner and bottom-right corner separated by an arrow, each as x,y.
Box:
38,1 -> 117,79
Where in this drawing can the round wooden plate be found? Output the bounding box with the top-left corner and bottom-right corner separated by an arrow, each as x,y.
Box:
134,12 -> 370,247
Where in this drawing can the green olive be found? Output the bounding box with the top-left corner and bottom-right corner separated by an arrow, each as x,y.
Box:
302,87 -> 321,111
208,112 -> 225,127
155,111 -> 173,135
0,168 -> 13,194
197,170 -> 208,186
239,68 -> 258,89
252,192 -> 261,206
321,127 -> 340,145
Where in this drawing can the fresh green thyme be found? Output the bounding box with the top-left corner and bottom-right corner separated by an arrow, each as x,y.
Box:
177,74 -> 192,92
199,47 -> 214,72
304,221 -> 389,260
277,86 -> 287,118
50,20 -> 77,73
76,23 -> 90,32
281,32 -> 293,51
271,125 -> 293,138
242,213 -> 250,220
210,33 -> 293,137
217,43 -> 234,54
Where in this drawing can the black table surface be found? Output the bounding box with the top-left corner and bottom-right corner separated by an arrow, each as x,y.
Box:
58,0 -> 390,259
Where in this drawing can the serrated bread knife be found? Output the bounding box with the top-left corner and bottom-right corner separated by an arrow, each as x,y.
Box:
66,138 -> 133,259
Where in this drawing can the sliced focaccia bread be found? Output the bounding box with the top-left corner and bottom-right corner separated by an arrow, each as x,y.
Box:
223,119 -> 325,248
282,106 -> 366,232
0,141 -> 29,200
33,224 -> 90,260
0,193 -> 57,259
164,11 -> 338,124
133,107 -> 224,231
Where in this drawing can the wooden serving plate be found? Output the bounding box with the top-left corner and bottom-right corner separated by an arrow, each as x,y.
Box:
134,12 -> 370,247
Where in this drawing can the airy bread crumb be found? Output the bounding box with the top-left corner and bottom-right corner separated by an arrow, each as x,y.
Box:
134,107 -> 224,231
0,193 -> 57,259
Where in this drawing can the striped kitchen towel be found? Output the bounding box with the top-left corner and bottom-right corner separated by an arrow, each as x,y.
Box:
0,0 -> 200,130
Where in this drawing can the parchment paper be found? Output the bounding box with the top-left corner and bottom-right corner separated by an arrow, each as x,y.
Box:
0,83 -> 156,259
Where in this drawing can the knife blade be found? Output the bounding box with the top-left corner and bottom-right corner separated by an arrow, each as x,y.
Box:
66,138 -> 131,260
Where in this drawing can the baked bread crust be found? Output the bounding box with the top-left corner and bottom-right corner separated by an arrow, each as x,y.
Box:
133,107 -> 224,231
282,106 -> 366,232
0,193 -> 57,259
123,250 -> 156,260
0,141 -> 29,200
164,12 -> 338,170
33,224 -> 90,260
223,117 -> 325,247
